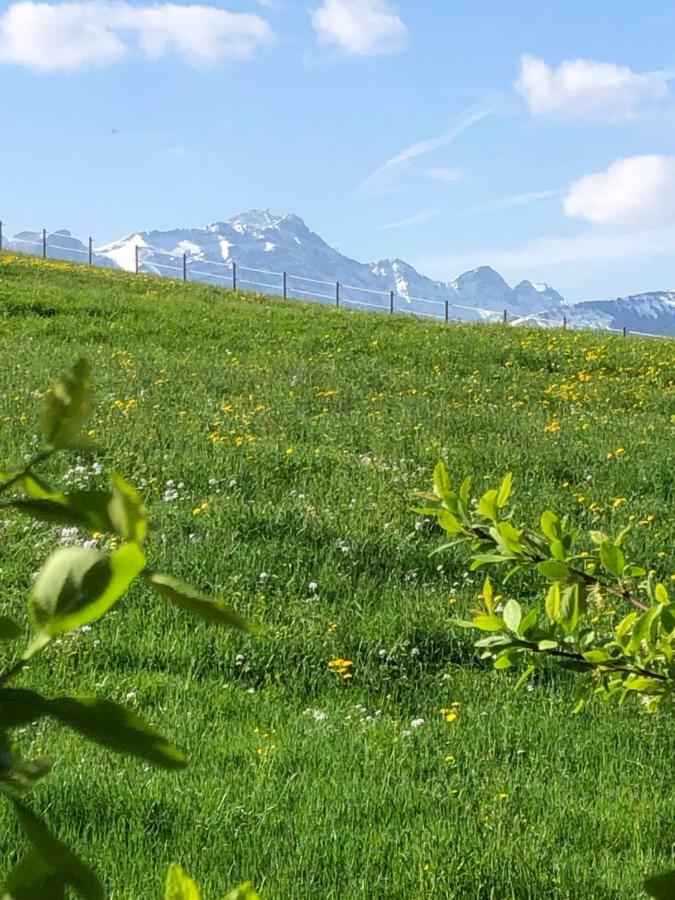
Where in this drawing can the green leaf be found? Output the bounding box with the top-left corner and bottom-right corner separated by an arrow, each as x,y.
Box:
540,510 -> 562,541
0,756 -> 52,798
502,599 -> 522,634
538,639 -> 558,651
2,850 -> 66,900
30,543 -> 146,636
41,359 -> 94,450
599,540 -> 625,577
559,583 -> 584,634
496,472 -> 513,508
495,522 -> 524,554
545,583 -> 562,623
582,649 -> 612,663
437,510 -> 463,535
109,474 -> 148,544
165,864 -> 202,900
655,583 -> 669,604
458,475 -> 472,513
47,696 -> 186,770
478,490 -> 499,522
470,554 -> 511,570
472,615 -> 505,632
518,608 -> 539,637
627,605 -> 663,654
514,664 -> 536,690
12,801 -> 103,900
5,491 -> 113,532
433,462 -> 453,502
644,869 -> 675,900
145,573 -> 259,634
0,688 -> 185,769
482,575 -> 494,614
224,884 -> 261,900
0,617 -> 22,641
537,560 -> 571,581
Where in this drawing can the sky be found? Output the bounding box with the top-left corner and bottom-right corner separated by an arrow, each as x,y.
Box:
2,0 -> 675,301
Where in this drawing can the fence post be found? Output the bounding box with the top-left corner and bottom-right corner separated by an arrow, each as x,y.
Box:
503,309 -> 507,324
283,272 -> 287,300
445,299 -> 449,323
0,221 -> 3,251
390,290 -> 394,314
232,262 -> 237,291
183,253 -> 187,282
623,326 -> 627,338
134,245 -> 139,274
42,229 -> 47,259
562,315 -> 567,331
88,237 -> 93,266
336,281 -> 340,308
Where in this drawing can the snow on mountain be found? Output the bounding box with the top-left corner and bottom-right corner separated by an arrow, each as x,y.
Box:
93,210 -> 564,322
4,211 -> 674,336
517,292 -> 675,336
6,229 -> 117,268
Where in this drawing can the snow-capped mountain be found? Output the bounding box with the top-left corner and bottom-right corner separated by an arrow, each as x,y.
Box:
95,210 -> 565,322
4,211 -> 673,335
514,292 -> 675,336
6,230 -> 117,268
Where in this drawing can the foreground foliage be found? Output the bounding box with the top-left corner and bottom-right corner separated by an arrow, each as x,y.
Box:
0,359 -> 256,896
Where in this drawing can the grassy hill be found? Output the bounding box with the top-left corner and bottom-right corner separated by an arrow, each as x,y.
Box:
0,252 -> 673,898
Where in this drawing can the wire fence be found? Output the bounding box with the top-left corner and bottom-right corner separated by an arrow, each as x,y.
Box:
0,222 -> 669,340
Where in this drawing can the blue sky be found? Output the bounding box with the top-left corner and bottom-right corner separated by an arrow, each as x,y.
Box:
2,0 -> 675,300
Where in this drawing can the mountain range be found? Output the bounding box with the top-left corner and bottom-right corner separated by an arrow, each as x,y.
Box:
4,210 -> 674,336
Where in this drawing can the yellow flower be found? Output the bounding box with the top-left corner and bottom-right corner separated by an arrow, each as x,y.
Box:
613,497 -> 627,508
441,708 -> 459,724
545,421 -> 561,433
286,446 -> 295,456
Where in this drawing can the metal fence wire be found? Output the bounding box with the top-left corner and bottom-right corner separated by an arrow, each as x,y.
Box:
0,222 -> 668,340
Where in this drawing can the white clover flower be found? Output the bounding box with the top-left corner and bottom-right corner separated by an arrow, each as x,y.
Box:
410,717 -> 425,728
164,488 -> 178,501
308,581 -> 319,593
259,572 -> 269,583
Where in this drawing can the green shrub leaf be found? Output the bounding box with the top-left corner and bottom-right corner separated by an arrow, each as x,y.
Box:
109,474 -> 148,544
146,573 -> 259,634
30,543 -> 146,636
41,359 -> 94,450
165,864 -> 202,900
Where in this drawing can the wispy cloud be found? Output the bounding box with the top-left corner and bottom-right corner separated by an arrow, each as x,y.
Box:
379,208 -> 441,230
426,167 -> 463,183
362,107 -> 491,192
469,189 -> 562,214
422,225 -> 675,276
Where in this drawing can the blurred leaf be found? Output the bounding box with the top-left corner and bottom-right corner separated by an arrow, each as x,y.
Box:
109,474 -> 148,544
655,583 -> 669,604
30,543 -> 145,636
11,801 -> 103,899
47,696 -> 186,770
41,359 -> 94,450
165,864 -> 202,900
224,884 -> 261,900
1,850 -> 66,899
0,618 -> 22,641
146,573 -> 259,634
0,756 -> 52,798
472,615 -> 505,632
5,491 -> 113,532
437,510 -> 463,535
644,869 -> 675,899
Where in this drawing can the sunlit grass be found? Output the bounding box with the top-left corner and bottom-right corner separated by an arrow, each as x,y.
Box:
0,253 -> 673,898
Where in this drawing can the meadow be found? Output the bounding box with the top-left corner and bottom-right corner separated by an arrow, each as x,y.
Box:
0,251 -> 673,899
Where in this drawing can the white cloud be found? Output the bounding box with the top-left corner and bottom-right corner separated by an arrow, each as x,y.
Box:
516,54 -> 672,120
471,189 -> 562,214
0,1 -> 273,72
564,155 -> 675,225
426,167 -> 462,183
362,108 -> 491,191
310,0 -> 407,57
379,208 -> 441,230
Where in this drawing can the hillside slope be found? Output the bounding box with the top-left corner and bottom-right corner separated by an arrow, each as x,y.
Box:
0,254 -> 673,899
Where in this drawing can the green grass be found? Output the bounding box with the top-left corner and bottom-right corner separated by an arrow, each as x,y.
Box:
0,252 -> 673,899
